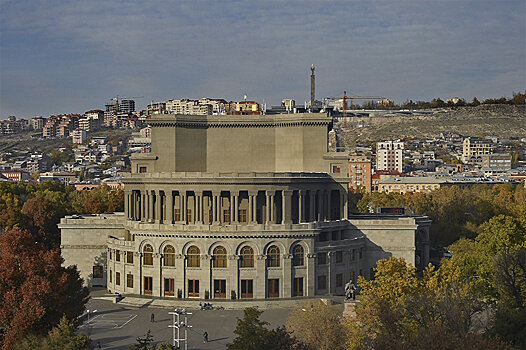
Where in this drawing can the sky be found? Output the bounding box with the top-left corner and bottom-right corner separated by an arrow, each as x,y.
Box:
0,0 -> 525,118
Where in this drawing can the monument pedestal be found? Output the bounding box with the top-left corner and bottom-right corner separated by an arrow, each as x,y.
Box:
343,300 -> 359,319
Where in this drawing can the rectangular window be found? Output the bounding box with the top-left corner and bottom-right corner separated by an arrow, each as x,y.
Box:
241,279 -> 253,299
268,279 -> 279,298
359,248 -> 363,260
174,209 -> 180,221
336,273 -> 343,288
293,277 -> 303,297
109,269 -> 112,283
126,273 -> 133,288
144,276 -> 153,295
332,165 -> 341,173
116,272 -> 120,286
318,275 -> 327,290
317,252 -> 327,265
126,251 -> 133,264
214,279 -> 226,299
139,166 -> 147,173
93,265 -> 103,279
223,209 -> 230,223
239,209 -> 247,223
164,278 -> 175,296
109,250 -> 112,260
188,279 -> 199,297
116,250 -> 120,262
336,251 -> 343,264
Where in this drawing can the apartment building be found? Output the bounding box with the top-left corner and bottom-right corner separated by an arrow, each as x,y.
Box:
376,141 -> 404,173
462,137 -> 493,164
349,153 -> 372,193
165,99 -> 213,115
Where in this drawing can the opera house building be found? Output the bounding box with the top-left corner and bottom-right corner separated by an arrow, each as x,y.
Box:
60,112 -> 430,300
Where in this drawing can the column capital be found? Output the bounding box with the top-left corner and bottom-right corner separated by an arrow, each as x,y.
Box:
248,190 -> 258,196
282,190 -> 294,196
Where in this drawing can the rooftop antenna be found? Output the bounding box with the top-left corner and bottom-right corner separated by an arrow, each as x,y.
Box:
310,64 -> 315,109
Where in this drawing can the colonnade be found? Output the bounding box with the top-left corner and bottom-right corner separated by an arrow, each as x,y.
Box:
125,188 -> 349,225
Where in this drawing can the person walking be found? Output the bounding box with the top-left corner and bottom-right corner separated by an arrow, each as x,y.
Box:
203,331 -> 208,343
150,313 -> 155,323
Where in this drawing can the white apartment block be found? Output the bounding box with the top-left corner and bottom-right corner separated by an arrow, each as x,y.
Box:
165,99 -> 213,115
376,141 -> 404,173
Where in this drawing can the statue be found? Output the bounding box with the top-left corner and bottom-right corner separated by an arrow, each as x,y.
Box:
345,281 -> 356,301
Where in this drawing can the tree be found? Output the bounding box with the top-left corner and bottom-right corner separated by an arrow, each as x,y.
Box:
21,197 -> 62,249
228,307 -> 307,350
345,257 -> 510,350
17,315 -> 91,350
0,229 -> 89,349
286,300 -> 345,350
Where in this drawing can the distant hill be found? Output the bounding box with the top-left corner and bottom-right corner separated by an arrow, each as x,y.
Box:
340,104 -> 526,146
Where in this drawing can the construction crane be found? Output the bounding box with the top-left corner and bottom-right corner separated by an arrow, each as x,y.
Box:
325,91 -> 386,127
110,95 -> 144,113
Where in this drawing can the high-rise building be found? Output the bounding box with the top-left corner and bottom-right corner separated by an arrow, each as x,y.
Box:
376,141 -> 404,173
349,153 -> 372,193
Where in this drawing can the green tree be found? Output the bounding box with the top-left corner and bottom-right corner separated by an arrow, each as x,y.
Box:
17,315 -> 91,350
228,307 -> 307,350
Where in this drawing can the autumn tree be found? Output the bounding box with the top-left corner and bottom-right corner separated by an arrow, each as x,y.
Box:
286,300 -> 345,350
345,257 -> 510,350
0,229 -> 89,349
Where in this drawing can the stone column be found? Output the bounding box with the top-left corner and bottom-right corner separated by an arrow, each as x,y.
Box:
265,192 -> 271,225
283,253 -> 293,298
298,190 -> 305,223
168,191 -> 174,224
155,190 -> 162,224
124,191 -> 130,219
230,192 -> 235,224
149,190 -> 154,223
212,192 -> 220,224
326,190 -> 331,221
309,192 -> 315,222
196,193 -> 201,223
255,255 -> 267,299
181,192 -> 186,224
282,190 -> 293,224
233,193 -> 239,224
317,190 -> 323,222
142,193 -> 147,221
270,194 -> 275,224
248,191 -> 257,224
306,252 -> 316,296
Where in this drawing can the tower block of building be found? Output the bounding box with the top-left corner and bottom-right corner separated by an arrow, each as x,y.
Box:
60,113 -> 430,300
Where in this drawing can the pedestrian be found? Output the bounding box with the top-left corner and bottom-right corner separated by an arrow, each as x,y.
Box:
203,331 -> 208,343
97,341 -> 101,349
150,313 -> 155,323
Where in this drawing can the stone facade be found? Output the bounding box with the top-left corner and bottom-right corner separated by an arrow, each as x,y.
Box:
60,112 -> 430,301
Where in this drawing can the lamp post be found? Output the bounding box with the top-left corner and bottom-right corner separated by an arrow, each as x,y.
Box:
169,308 -> 192,350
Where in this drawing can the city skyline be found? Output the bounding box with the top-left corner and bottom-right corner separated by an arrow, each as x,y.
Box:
1,0 -> 525,118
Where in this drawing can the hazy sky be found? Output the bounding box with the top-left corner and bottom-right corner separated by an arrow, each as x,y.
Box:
0,0 -> 524,118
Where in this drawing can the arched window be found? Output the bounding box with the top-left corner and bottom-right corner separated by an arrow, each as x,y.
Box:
164,245 -> 175,267
143,244 -> 153,266
292,245 -> 304,266
268,245 -> 280,267
187,245 -> 200,268
240,246 -> 254,268
213,246 -> 227,268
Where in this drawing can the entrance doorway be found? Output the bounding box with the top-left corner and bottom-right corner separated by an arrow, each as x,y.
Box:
268,279 -> 279,298
293,277 -> 303,297
214,279 -> 226,298
144,276 -> 153,295
188,279 -> 199,297
164,278 -> 174,296
241,279 -> 253,299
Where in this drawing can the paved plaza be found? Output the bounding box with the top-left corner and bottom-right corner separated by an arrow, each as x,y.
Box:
80,291 -> 298,350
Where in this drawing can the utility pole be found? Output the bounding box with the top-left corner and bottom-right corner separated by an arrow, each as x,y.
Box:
169,309 -> 192,350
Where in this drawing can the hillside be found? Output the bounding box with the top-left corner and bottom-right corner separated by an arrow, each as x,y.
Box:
340,104 -> 526,146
